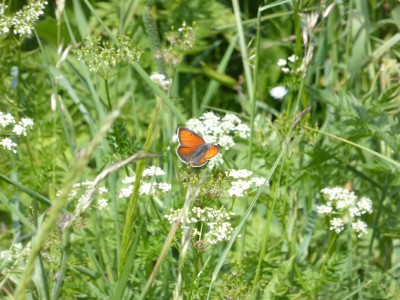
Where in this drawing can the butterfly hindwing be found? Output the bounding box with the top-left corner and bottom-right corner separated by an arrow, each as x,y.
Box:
176,146 -> 197,163
189,144 -> 220,167
203,145 -> 220,160
177,127 -> 205,148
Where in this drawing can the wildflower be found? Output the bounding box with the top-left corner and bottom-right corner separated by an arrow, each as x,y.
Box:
0,242 -> 32,264
0,138 -> 17,153
0,1 -> 48,37
76,35 -> 142,77
63,181 -> 109,212
318,187 -> 373,238
13,117 -> 34,136
142,166 -> 165,177
97,198 -> 108,209
227,170 -> 268,198
155,21 -> 196,66
0,112 -> 15,127
281,67 -> 290,73
288,54 -> 298,62
251,177 -> 266,187
277,59 -> 287,66
118,166 -> 171,198
122,176 -> 136,184
150,73 -> 172,90
165,206 -> 235,249
269,86 -> 288,100
118,185 -> 133,198
183,112 -> 250,168
227,169 -> 253,179
330,217 -> 344,233
158,182 -> 172,192
352,220 -> 368,237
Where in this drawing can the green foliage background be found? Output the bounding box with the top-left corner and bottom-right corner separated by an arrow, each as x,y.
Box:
1,0 -> 400,299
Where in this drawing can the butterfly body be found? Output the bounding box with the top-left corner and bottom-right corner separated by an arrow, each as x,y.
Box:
176,127 -> 220,167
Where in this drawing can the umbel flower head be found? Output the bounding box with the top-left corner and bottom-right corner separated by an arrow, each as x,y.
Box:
0,111 -> 34,153
76,35 -> 142,78
165,206 -> 235,251
0,1 -> 48,37
176,112 -> 250,169
317,187 -> 373,237
118,166 -> 172,198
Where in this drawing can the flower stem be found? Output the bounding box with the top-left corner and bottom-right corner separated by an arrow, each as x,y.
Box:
104,78 -> 112,110
347,222 -> 353,293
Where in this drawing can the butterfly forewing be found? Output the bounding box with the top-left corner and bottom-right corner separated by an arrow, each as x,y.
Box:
177,127 -> 205,148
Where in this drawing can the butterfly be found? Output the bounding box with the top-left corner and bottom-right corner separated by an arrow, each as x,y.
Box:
176,127 -> 220,167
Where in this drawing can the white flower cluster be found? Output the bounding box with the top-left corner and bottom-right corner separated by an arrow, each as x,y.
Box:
0,1 -> 48,37
176,112 -> 250,169
118,166 -> 171,198
226,169 -> 267,198
0,111 -> 34,153
277,54 -> 299,74
61,181 -> 109,211
0,243 -> 31,263
165,206 -> 235,247
179,112 -> 249,168
150,73 -> 172,90
317,187 -> 373,237
269,86 -> 288,100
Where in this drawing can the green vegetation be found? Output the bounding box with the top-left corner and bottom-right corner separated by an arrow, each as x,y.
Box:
1,0 -> 399,299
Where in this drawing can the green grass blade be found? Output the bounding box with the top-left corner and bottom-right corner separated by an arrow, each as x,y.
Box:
0,174 -> 51,206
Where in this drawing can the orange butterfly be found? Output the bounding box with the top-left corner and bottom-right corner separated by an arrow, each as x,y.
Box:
176,127 -> 220,167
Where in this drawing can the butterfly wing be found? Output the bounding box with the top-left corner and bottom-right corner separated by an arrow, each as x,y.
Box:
176,146 -> 197,163
177,127 -> 205,148
190,145 -> 220,167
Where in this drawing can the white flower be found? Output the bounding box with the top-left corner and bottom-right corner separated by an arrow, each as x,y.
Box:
269,86 -> 288,100
228,180 -> 252,198
119,186 -> 133,198
252,177 -> 267,187
357,197 -> 373,214
277,59 -> 287,66
207,153 -> 224,170
281,67 -> 290,73
98,198 -> 108,209
0,112 -> 15,127
330,217 -> 344,233
352,220 -> 368,237
3,0 -> 48,37
288,54 -> 298,62
150,73 -> 172,90
98,187 -> 108,194
158,182 -> 172,192
20,117 -> 34,128
165,206 -> 235,247
227,169 -> 253,179
13,124 -> 26,136
139,182 -> 157,196
320,187 -> 373,238
182,112 -> 250,168
317,204 -> 332,214
236,123 -> 250,139
142,166 -> 165,177
0,137 -> 17,153
122,176 -> 136,184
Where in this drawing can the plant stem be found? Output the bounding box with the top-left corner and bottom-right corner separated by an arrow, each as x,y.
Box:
187,252 -> 201,300
347,222 -> 353,293
104,78 -> 112,110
